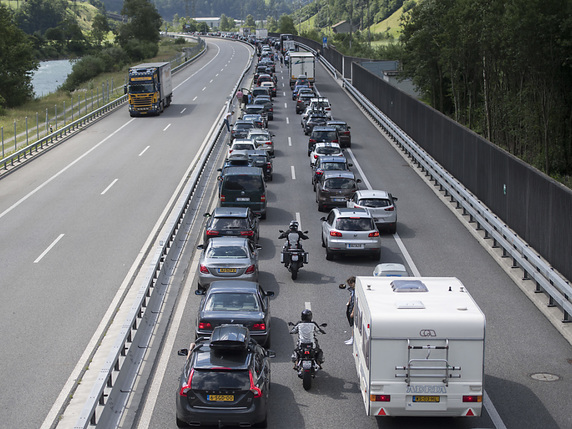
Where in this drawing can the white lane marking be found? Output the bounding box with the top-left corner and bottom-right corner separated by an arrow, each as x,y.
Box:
180,108 -> 186,114
283,91 -> 286,96
305,302 -> 312,311
101,179 -> 118,195
216,74 -> 219,77
286,117 -> 289,125
284,102 -> 288,109
210,79 -> 213,83
163,124 -> 171,131
0,120 -> 134,221
34,234 -> 64,263
291,165 -> 296,180
288,136 -> 292,147
348,137 -> 507,429
139,146 -> 150,157
202,87 -> 206,91
192,96 -> 197,101
296,212 -> 301,228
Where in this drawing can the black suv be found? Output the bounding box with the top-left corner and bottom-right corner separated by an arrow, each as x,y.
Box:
203,207 -> 260,243
176,325 -> 275,428
308,126 -> 340,155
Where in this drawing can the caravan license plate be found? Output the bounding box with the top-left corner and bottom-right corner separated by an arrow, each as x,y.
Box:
207,394 -> 234,402
412,396 -> 440,403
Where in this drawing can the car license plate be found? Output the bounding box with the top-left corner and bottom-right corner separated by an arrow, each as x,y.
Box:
412,396 -> 440,403
236,197 -> 250,202
347,243 -> 364,249
291,254 -> 299,261
218,268 -> 237,273
207,394 -> 234,402
332,198 -> 346,202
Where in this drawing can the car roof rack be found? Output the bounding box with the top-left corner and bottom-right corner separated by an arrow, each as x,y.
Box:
210,324 -> 250,351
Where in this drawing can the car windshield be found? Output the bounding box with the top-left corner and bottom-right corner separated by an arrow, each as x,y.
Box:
206,245 -> 248,259
246,106 -> 264,114
325,178 -> 355,189
335,217 -> 374,231
211,218 -> 249,229
235,123 -> 253,130
223,176 -> 264,192
192,369 -> 250,390
317,147 -> 341,155
314,131 -> 337,140
321,162 -> 345,170
205,293 -> 260,312
358,198 -> 391,208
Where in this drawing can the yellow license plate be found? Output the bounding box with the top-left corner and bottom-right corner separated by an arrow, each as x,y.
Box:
218,268 -> 237,273
412,396 -> 440,403
207,394 -> 234,401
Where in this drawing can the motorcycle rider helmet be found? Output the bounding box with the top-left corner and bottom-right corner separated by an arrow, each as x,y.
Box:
289,220 -> 299,231
301,309 -> 312,322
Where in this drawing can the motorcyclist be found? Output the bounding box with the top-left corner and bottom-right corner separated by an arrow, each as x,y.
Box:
278,220 -> 308,251
290,309 -> 325,367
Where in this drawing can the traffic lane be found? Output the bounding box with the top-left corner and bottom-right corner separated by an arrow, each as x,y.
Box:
0,42 -> 254,428
315,63 -> 572,427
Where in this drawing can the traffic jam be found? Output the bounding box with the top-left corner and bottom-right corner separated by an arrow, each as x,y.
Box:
174,37 -> 484,428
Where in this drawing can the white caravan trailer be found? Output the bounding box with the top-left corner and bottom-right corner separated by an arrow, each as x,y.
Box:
353,277 -> 485,417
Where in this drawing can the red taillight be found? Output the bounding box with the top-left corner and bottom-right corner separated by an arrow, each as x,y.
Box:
249,371 -> 263,398
199,264 -> 209,274
309,139 -> 316,143
252,323 -> 266,331
261,194 -> 266,202
266,162 -> 272,168
332,139 -> 338,143
314,154 -> 318,159
370,394 -> 390,402
198,322 -> 212,330
220,195 -> 225,202
368,231 -> 380,237
463,395 -> 482,403
240,231 -> 254,237
384,206 -> 395,211
330,231 -> 342,237
206,230 -> 219,237
245,264 -> 256,274
316,170 -> 323,176
180,368 -> 194,396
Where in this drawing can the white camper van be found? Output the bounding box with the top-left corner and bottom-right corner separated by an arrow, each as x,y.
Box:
353,277 -> 485,418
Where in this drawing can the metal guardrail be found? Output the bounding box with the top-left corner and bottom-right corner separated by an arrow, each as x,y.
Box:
339,74 -> 572,323
0,38 -> 206,174
294,39 -> 571,323
68,39 -> 255,429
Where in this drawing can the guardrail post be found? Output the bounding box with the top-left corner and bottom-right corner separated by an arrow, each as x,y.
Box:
55,104 -> 58,131
13,120 -> 17,152
26,117 -> 29,147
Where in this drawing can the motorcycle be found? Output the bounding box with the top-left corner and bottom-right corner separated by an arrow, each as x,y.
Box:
279,229 -> 309,280
288,321 -> 327,390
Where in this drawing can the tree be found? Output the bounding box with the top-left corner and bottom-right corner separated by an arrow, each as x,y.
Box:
116,0 -> 162,59
0,5 -> 38,107
278,14 -> 297,35
14,0 -> 68,36
267,16 -> 278,32
245,14 -> 256,29
91,13 -> 110,45
220,14 -> 231,31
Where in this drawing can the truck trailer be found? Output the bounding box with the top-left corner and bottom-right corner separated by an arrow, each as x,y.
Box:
289,52 -> 315,89
353,277 -> 485,418
127,62 -> 173,116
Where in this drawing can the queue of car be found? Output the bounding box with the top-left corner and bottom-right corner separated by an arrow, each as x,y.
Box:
176,40 -> 400,427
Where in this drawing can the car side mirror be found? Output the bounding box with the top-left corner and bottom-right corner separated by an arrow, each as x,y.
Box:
195,289 -> 205,295
278,229 -> 284,233
320,217 -> 326,221
303,231 -> 308,234
256,245 -> 263,250
320,323 -> 328,327
197,244 -> 204,250
203,212 -> 211,217
266,350 -> 277,358
177,349 -> 189,356
348,163 -> 353,167
347,126 -> 351,129
288,321 -> 295,326
339,283 -> 347,289
393,197 -> 398,201
356,179 -> 362,183
266,291 -> 275,297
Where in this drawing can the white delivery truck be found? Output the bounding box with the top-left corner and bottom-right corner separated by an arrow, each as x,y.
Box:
353,277 -> 485,418
289,52 -> 315,89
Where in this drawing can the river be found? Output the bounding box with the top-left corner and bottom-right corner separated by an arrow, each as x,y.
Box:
31,59 -> 75,97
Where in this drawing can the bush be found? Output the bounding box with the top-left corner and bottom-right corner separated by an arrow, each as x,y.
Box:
98,46 -> 129,72
174,37 -> 186,45
123,40 -> 159,62
60,55 -> 106,91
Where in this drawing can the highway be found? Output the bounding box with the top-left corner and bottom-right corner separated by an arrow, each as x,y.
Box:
0,37 -> 570,429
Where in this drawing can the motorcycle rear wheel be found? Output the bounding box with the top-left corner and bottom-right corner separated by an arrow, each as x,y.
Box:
302,370 -> 312,390
290,261 -> 299,280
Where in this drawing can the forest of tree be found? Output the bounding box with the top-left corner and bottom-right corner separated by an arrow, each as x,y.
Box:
101,0 -> 296,21
400,0 -> 572,179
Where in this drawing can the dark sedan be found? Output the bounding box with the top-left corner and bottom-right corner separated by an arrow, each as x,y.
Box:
303,113 -> 329,135
195,281 -> 274,347
203,207 -> 260,244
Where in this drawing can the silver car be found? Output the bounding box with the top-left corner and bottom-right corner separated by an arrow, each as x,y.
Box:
321,208 -> 381,261
197,237 -> 261,290
347,190 -> 398,233
247,129 -> 275,156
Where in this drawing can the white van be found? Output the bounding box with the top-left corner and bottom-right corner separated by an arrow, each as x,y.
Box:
353,277 -> 485,418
